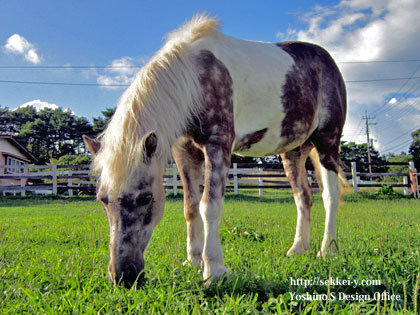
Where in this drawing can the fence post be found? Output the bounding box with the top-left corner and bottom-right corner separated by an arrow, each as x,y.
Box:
403,176 -> 409,196
20,178 -> 26,197
351,162 -> 360,192
233,163 -> 238,195
172,163 -> 178,196
409,161 -> 419,199
308,170 -> 313,187
165,167 -> 170,195
68,170 -> 73,197
52,165 -> 58,195
259,168 -> 263,197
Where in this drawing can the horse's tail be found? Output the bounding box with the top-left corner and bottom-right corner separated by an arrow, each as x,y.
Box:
309,148 -> 349,195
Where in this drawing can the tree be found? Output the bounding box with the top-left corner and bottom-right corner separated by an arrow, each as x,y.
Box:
340,141 -> 388,173
92,107 -> 116,134
385,152 -> 413,182
73,116 -> 95,153
6,106 -> 93,164
0,106 -> 15,134
409,128 -> 420,170
56,154 -> 91,166
18,117 -> 50,161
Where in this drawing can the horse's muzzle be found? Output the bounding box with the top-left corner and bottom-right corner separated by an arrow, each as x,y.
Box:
109,260 -> 145,288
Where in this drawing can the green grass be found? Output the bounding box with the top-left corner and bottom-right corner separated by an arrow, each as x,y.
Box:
0,192 -> 419,314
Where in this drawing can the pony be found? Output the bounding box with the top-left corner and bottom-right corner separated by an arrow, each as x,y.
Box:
83,14 -> 346,288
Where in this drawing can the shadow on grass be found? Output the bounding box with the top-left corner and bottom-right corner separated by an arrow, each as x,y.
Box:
0,194 -> 96,207
166,192 -> 298,204
2,190 -> 411,208
342,191 -> 412,202
202,275 -> 290,302
225,194 -> 296,204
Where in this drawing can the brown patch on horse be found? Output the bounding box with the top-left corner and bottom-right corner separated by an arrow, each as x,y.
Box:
281,144 -> 313,221
120,195 -> 136,213
188,50 -> 234,147
172,137 -> 206,263
183,49 -> 234,201
277,42 -> 346,172
310,136 -> 341,172
276,42 -> 321,144
172,137 -> 204,221
234,128 -> 268,151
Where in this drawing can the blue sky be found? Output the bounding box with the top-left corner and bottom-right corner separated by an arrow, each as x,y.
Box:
0,1 -> 327,115
1,0 -> 420,154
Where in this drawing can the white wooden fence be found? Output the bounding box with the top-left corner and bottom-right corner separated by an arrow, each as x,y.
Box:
0,162 -> 418,198
0,165 -> 95,197
349,161 -> 419,198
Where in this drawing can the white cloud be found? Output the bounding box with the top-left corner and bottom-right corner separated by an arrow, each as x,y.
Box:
16,100 -> 75,115
19,100 -> 59,111
4,34 -> 41,64
96,57 -> 140,90
388,98 -> 397,104
282,0 -> 420,153
276,28 -> 297,41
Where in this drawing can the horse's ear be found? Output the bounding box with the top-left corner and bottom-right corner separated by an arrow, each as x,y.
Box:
143,131 -> 158,161
83,135 -> 101,156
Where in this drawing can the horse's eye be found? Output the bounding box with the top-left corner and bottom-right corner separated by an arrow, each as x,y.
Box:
136,193 -> 153,206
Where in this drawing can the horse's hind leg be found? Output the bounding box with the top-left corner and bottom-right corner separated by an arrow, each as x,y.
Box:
172,138 -> 205,268
311,134 -> 342,257
281,144 -> 313,256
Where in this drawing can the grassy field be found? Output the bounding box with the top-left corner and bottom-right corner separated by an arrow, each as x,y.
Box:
0,191 -> 419,314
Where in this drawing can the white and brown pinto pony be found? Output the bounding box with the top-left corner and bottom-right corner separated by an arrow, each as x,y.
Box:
83,15 -> 346,288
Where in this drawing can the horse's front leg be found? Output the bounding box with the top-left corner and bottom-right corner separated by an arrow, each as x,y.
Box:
200,143 -> 230,282
281,146 -> 313,256
173,139 -> 205,268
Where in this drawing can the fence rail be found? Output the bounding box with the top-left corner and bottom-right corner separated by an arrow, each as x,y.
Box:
0,161 -> 418,198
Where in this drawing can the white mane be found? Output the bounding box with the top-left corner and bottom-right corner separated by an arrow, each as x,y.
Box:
94,14 -> 219,193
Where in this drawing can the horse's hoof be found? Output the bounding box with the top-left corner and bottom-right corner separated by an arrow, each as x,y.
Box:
183,256 -> 203,269
318,239 -> 338,257
317,250 -> 327,257
287,244 -> 308,256
317,247 -> 336,257
203,265 -> 229,285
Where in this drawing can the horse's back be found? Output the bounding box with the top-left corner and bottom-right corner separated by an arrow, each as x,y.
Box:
191,32 -> 346,157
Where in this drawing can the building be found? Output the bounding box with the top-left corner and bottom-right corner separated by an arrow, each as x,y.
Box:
0,134 -> 38,186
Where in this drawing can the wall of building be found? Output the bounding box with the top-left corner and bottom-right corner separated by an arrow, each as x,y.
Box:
0,139 -> 27,160
0,139 -> 29,180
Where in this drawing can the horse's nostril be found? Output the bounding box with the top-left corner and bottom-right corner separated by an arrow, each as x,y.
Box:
120,263 -> 144,289
126,264 -> 137,279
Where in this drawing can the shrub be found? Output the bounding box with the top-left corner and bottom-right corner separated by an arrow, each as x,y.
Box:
375,185 -> 404,199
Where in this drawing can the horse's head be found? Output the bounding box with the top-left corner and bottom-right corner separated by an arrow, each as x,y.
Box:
83,132 -> 165,288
